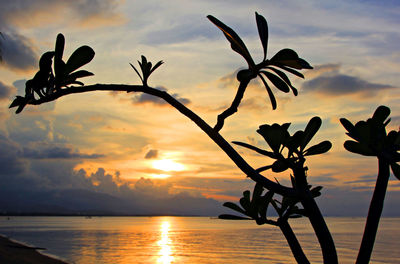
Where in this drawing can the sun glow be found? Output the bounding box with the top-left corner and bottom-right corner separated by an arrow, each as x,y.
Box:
152,159 -> 185,172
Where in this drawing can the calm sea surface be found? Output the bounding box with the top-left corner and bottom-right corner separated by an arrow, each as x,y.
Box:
0,216 -> 399,263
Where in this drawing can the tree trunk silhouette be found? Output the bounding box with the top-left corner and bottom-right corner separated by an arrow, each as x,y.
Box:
356,158 -> 390,264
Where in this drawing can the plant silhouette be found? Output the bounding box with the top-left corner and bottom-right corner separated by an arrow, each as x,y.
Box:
8,12 -> 399,264
208,13 -> 312,132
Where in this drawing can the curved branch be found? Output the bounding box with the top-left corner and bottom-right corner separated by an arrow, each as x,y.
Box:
25,83 -> 296,197
214,79 -> 250,132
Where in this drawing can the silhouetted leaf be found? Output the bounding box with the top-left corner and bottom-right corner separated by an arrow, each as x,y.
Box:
391,163 -> 400,180
240,197 -> 251,212
310,186 -> 323,198
304,141 -> 332,156
258,123 -> 290,153
255,12 -> 268,61
252,183 -> 264,203
130,63 -> 143,82
67,70 -> 94,80
149,60 -> 164,75
65,46 -> 95,75
286,130 -> 304,154
272,160 -> 289,173
275,65 -> 304,78
261,71 -> 290,93
340,118 -> 355,133
232,141 -> 276,158
259,74 -> 277,110
344,140 -> 375,156
219,214 -> 251,220
270,49 -> 312,69
300,117 -> 322,151
266,67 -> 298,95
223,202 -> 246,214
207,15 -> 254,67
54,33 -> 65,77
372,105 -> 390,124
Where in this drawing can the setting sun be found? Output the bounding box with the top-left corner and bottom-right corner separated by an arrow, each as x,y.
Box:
152,159 -> 185,172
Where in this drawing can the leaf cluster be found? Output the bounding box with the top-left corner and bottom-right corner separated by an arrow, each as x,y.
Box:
219,182 -> 322,225
233,117 -> 332,173
9,33 -> 95,113
130,55 -> 163,87
208,12 -> 312,109
341,105 -> 400,180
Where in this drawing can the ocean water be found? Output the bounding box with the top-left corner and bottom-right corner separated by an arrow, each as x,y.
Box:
0,216 -> 399,263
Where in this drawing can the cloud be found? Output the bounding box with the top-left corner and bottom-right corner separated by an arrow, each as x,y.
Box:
22,146 -> 104,159
132,86 -> 191,106
0,0 -> 125,30
0,81 -> 15,100
302,64 -> 394,98
0,32 -> 37,72
145,149 -> 158,159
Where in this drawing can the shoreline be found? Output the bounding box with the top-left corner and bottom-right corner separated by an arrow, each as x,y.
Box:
0,234 -> 69,264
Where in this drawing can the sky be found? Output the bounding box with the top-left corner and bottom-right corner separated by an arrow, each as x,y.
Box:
1,0 -> 400,216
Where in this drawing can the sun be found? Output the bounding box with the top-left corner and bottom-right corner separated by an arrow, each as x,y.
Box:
152,159 -> 185,172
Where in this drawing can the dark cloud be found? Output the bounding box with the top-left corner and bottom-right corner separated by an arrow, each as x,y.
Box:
0,80 -> 14,100
302,74 -> 394,97
132,86 -> 191,106
0,32 -> 37,72
0,0 -> 124,30
145,149 -> 158,159
22,146 -> 104,159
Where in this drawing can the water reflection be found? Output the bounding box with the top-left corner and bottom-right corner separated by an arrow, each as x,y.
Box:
157,221 -> 174,263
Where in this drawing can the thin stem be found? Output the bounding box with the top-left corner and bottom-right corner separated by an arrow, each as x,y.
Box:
214,79 -> 250,132
26,84 -> 296,197
356,158 -> 390,264
278,219 -> 310,264
294,166 -> 338,264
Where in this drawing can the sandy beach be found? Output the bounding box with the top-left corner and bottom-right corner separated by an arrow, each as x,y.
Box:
0,235 -> 68,264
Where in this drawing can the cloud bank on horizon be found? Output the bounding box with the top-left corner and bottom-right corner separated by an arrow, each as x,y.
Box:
0,0 -> 400,216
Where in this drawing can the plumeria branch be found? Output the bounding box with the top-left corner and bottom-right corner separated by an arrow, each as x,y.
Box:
21,83 -> 297,197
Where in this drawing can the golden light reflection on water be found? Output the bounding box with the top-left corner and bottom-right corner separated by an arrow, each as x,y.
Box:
157,220 -> 174,263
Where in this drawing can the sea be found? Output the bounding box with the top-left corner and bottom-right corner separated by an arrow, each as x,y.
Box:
0,216 -> 399,263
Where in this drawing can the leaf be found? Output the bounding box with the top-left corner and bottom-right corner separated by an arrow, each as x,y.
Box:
259,191 -> 274,219
275,65 -> 304,78
232,141 -> 276,159
219,214 -> 251,220
344,140 -> 375,156
391,163 -> 400,180
64,46 -> 95,75
286,130 -> 304,154
207,15 -> 254,67
372,105 -> 390,124
258,74 -> 277,110
257,123 -> 290,153
67,70 -> 94,80
149,60 -> 164,75
310,186 -> 323,198
260,71 -> 290,93
266,67 -> 297,95
340,118 -> 355,134
252,183 -> 264,203
255,12 -> 268,61
300,116 -> 322,151
304,141 -> 332,156
223,202 -> 246,214
54,33 -> 65,77
130,63 -> 143,82
272,160 -> 289,173
270,49 -> 312,69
